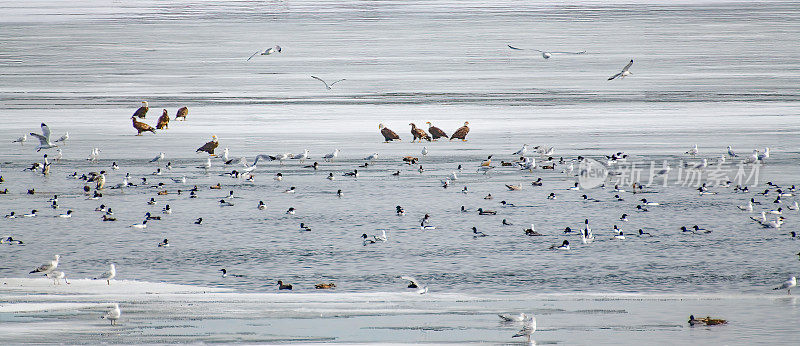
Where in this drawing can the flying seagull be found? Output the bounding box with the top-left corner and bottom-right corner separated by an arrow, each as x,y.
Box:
30,123 -> 58,151
247,45 -> 282,61
507,45 -> 586,59
311,76 -> 346,90
608,59 -> 634,80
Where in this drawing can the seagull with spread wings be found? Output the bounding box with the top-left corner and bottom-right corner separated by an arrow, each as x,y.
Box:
507,45 -> 586,59
311,76 -> 346,90
608,59 -> 634,80
247,45 -> 282,61
30,123 -> 59,152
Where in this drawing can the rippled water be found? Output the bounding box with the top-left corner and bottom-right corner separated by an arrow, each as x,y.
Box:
1,0 -> 799,343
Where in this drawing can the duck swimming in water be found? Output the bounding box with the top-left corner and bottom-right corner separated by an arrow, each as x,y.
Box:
688,315 -> 727,326
640,198 -> 659,206
477,208 -> 496,215
524,224 -> 543,236
219,268 -> 244,278
472,227 -> 488,237
549,240 -> 570,250
277,280 -> 293,290
362,234 -> 377,246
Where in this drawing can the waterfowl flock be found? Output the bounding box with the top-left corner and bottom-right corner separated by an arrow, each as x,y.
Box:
1,88 -> 797,342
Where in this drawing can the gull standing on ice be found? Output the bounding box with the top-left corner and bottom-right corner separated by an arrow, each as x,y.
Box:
101,304 -> 121,325
29,255 -> 60,274
292,149 -> 310,162
46,271 -> 70,285
323,149 -> 340,161
94,263 -> 116,285
54,132 -> 69,143
513,144 -> 528,156
773,276 -> 796,295
87,148 -> 100,161
512,317 -> 537,342
150,152 -> 165,162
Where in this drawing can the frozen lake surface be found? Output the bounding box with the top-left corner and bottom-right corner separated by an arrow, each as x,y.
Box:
1,0 -> 799,344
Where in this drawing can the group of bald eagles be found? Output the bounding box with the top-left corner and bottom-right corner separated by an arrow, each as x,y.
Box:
379,121 -> 470,142
130,101 -> 466,156
130,101 -> 189,136
129,101 -> 219,155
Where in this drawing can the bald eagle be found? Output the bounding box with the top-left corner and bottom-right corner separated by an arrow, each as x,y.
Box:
409,123 -> 431,142
131,117 -> 156,136
156,109 -> 170,130
133,101 -> 149,119
425,122 -> 448,140
378,123 -> 400,142
450,121 -> 470,141
196,135 -> 219,155
175,106 -> 188,121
